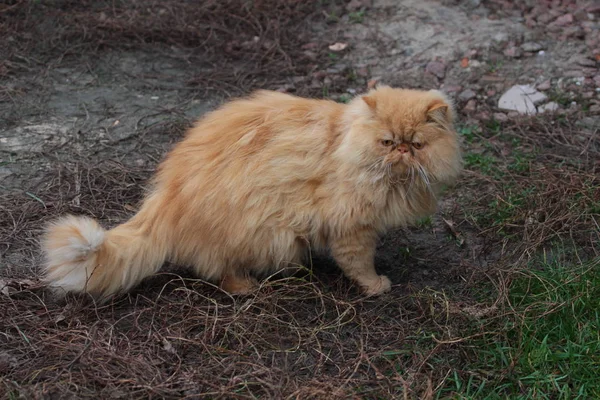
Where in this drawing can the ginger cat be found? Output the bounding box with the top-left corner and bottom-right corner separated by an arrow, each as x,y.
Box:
43,86 -> 461,299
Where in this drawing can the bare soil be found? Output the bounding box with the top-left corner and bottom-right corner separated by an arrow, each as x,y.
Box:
1,0 -> 598,398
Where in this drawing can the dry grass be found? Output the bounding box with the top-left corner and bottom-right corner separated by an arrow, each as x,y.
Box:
0,0 -> 336,96
2,115 -> 597,398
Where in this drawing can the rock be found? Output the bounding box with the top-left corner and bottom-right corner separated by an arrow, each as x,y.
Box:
594,75 -> 600,85
458,89 -> 477,102
346,0 -> 363,11
302,50 -> 318,61
498,84 -> 548,115
538,102 -> 559,113
582,91 -> 595,99
493,112 -> 509,122
425,61 -> 446,79
476,111 -> 490,120
463,99 -> 477,112
504,46 -> 523,58
521,42 -> 544,52
537,80 -> 551,91
589,105 -> 600,113
571,56 -> 597,67
563,26 -> 584,38
553,13 -> 574,26
492,32 -> 509,44
442,85 -> 462,93
576,116 -> 600,129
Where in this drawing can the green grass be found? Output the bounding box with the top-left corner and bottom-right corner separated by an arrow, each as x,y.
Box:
464,153 -> 496,175
458,125 -> 478,143
437,256 -> 600,399
348,10 -> 365,23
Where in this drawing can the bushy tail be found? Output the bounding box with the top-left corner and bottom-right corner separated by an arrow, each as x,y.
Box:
42,215 -> 166,299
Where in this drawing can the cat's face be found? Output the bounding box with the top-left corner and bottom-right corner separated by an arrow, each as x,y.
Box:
343,87 -> 462,187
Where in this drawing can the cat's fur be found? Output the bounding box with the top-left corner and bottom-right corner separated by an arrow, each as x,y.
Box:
43,86 -> 461,298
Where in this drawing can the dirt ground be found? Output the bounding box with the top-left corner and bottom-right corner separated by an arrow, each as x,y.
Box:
1,0 -> 599,398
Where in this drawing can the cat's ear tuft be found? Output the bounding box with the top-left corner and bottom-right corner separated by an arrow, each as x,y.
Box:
362,95 -> 377,110
426,97 -> 454,126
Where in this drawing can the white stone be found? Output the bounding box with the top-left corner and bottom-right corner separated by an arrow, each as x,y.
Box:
498,84 -> 548,115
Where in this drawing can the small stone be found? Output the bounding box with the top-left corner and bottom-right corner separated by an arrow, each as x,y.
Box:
463,99 -> 477,112
458,89 -> 477,102
301,42 -> 319,50
442,85 -> 462,93
498,84 -> 548,115
553,13 -> 574,26
538,102 -> 559,113
476,111 -> 490,120
493,112 -> 509,122
564,70 -> 584,78
303,50 -> 318,61
346,0 -> 363,11
356,67 -> 369,77
492,32 -> 509,43
563,26 -> 584,38
536,80 -> 551,91
507,111 -> 521,118
504,46 -> 523,58
589,105 -> 600,113
582,91 -> 594,99
571,56 -> 597,68
594,75 -> 600,85
521,42 -> 544,52
537,13 -> 554,24
425,61 -> 446,79
576,116 -> 600,129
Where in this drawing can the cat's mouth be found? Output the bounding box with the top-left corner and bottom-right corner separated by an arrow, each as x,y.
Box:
383,161 -> 434,189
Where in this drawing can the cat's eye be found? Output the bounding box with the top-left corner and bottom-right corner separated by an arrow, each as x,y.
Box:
412,142 -> 424,150
381,139 -> 394,147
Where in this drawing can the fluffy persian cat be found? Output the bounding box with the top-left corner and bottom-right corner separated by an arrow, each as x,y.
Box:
43,86 -> 461,298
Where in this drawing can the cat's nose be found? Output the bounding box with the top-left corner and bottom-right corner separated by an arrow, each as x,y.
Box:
397,143 -> 409,154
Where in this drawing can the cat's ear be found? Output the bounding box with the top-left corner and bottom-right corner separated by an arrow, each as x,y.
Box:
426,96 -> 454,126
362,95 -> 377,110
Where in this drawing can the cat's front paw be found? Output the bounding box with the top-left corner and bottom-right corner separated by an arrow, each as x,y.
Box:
361,275 -> 392,296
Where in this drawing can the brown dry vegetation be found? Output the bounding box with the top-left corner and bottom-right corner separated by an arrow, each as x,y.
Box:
1,1 -> 599,399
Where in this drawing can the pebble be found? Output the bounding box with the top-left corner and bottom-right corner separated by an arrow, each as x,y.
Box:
442,85 -> 462,93
521,42 -> 544,52
504,46 -> 523,58
425,61 -> 446,79
458,89 -> 477,102
538,102 -> 559,113
493,112 -> 509,122
537,80 -> 551,91
589,105 -> 600,113
571,56 -> 597,67
463,99 -> 477,112
553,13 -> 574,26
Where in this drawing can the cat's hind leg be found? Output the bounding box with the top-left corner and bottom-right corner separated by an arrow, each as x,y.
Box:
330,229 -> 391,296
220,272 -> 258,294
